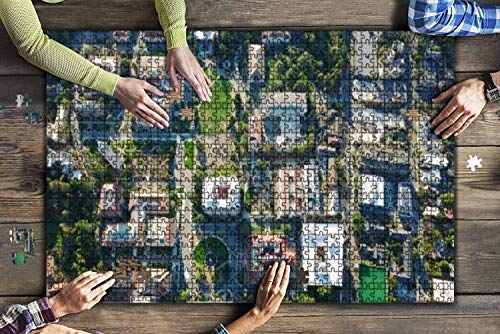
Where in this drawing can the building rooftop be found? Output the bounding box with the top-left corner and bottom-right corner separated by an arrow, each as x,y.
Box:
202,176 -> 241,215
300,222 -> 344,287
97,183 -> 124,217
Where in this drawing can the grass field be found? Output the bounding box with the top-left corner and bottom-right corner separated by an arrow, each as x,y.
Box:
199,76 -> 233,134
358,264 -> 387,303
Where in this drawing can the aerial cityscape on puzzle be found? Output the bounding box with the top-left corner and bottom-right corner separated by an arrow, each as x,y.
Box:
46,30 -> 455,303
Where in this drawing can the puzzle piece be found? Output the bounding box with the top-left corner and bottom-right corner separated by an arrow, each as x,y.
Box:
45,30 -> 455,303
466,155 -> 482,172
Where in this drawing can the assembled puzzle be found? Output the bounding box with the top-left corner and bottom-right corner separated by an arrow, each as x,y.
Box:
46,31 -> 455,303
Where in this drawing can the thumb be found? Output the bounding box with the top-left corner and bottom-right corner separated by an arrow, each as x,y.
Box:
432,86 -> 454,103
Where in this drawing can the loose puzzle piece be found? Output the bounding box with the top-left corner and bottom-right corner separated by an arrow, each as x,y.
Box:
45,30 -> 455,303
466,155 -> 483,172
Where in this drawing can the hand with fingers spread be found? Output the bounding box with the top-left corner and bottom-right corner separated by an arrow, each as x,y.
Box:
114,77 -> 170,129
31,324 -> 92,334
48,271 -> 115,318
224,261 -> 291,334
431,77 -> 487,139
167,47 -> 212,102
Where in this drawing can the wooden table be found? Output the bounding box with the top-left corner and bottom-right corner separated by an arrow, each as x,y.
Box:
0,1 -> 499,333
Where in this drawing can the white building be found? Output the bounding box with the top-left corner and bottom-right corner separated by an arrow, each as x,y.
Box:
326,187 -> 340,216
432,278 -> 454,302
420,168 -> 442,186
350,108 -> 384,145
361,174 -> 385,207
421,153 -> 449,168
423,206 -> 440,217
88,55 -> 119,74
351,31 -> 379,79
143,217 -> 177,247
300,222 -> 344,287
397,183 -> 412,214
202,176 -> 241,215
248,44 -> 265,81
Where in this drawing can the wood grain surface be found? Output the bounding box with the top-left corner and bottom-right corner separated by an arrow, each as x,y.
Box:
0,0 -> 499,333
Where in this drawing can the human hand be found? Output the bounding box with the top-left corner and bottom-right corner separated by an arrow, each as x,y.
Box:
167,47 -> 212,102
31,324 -> 92,334
48,271 -> 115,318
431,77 -> 487,139
251,261 -> 290,327
114,77 -> 169,128
223,261 -> 290,334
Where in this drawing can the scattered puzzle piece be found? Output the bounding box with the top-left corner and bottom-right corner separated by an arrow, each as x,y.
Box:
466,155 -> 483,172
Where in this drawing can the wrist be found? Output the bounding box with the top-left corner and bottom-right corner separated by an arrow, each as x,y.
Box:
48,295 -> 67,318
246,307 -> 267,329
479,72 -> 500,103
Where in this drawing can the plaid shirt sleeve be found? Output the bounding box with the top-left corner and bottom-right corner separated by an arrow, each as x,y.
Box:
0,297 -> 58,334
408,0 -> 500,36
212,323 -> 231,334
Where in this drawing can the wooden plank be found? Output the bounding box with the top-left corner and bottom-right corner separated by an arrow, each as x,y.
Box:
454,102 -> 500,147
29,0 -> 500,31
456,147 -> 500,220
455,36 -> 500,73
455,220 -> 500,293
0,297 -> 40,309
0,222 -> 46,296
0,76 -> 46,222
1,5 -> 499,74
32,0 -> 411,30
0,295 -> 498,333
0,30 -> 43,76
52,296 -> 500,333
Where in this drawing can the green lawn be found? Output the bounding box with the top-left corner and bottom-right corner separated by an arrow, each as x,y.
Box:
194,237 -> 229,283
358,264 -> 387,303
199,77 -> 233,134
184,141 -> 194,169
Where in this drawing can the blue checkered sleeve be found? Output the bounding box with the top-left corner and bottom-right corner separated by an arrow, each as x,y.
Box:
212,323 -> 231,334
408,0 -> 500,36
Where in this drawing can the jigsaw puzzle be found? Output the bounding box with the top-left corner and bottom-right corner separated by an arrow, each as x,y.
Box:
46,31 -> 455,303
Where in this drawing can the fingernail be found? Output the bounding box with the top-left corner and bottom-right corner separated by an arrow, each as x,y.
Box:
106,271 -> 113,276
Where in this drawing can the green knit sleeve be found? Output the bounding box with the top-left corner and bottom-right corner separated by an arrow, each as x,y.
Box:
0,0 -> 119,95
155,0 -> 188,49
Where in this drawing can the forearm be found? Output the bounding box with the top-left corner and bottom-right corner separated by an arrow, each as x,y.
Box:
0,298 -> 58,334
224,308 -> 265,334
408,0 -> 500,36
155,0 -> 188,49
0,0 -> 118,95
